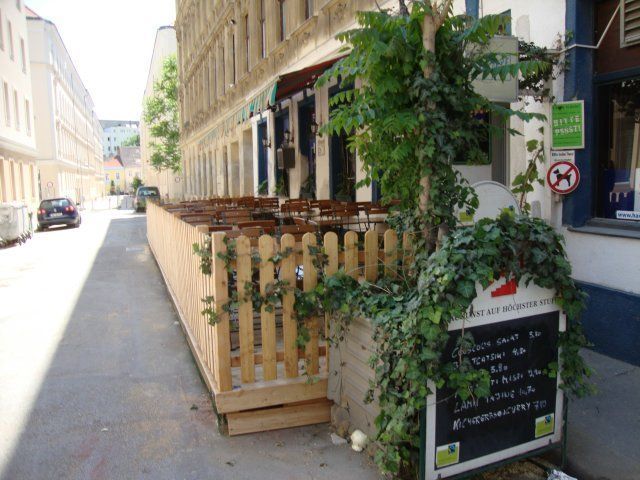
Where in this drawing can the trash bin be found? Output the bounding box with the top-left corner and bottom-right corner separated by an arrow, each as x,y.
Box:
0,203 -> 31,246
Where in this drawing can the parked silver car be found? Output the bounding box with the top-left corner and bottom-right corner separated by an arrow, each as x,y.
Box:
134,186 -> 160,212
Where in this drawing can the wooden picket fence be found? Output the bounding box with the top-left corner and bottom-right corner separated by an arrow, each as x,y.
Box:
146,201 -> 408,435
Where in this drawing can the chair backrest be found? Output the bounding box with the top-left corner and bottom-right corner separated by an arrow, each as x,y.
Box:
280,224 -> 317,241
220,209 -> 252,224
259,197 -> 280,210
182,215 -> 213,225
209,225 -> 233,233
292,216 -> 311,226
237,220 -> 277,229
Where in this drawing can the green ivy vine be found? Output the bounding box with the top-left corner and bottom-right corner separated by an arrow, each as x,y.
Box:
188,4 -> 593,478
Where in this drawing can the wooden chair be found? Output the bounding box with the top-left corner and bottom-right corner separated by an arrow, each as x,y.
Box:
220,209 -> 252,224
237,219 -> 276,229
280,224 -> 317,242
237,220 -> 277,235
208,225 -> 233,233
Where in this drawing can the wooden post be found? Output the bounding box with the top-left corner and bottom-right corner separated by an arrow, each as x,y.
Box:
323,231 -> 339,372
211,232 -> 232,391
237,235 -> 255,383
344,230 -> 358,279
259,234 -> 277,381
302,232 -> 319,375
364,230 -> 378,283
280,233 -> 298,378
384,229 -> 398,278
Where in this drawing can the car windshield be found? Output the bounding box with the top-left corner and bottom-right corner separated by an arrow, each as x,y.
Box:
41,199 -> 71,209
138,188 -> 159,197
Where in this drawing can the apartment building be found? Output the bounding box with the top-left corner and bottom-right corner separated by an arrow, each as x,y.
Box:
26,8 -> 104,204
101,120 -> 139,158
176,0 -> 415,202
140,25 -> 183,199
0,0 -> 38,212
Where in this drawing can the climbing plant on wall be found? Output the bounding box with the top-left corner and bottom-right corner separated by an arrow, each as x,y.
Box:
312,2 -> 591,476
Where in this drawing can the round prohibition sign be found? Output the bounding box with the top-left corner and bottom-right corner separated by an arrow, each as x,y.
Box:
547,161 -> 580,195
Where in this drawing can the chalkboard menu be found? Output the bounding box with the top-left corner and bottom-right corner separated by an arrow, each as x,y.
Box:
423,282 -> 565,480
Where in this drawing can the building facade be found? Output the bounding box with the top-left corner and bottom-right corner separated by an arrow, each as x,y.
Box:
0,0 -> 39,213
140,25 -> 183,200
451,0 -> 640,366
27,8 -> 104,204
119,146 -> 142,192
176,0 -> 640,365
103,156 -> 124,194
175,0 -> 410,203
100,119 -> 139,158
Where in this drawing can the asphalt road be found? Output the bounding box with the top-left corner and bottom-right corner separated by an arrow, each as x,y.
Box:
0,209 -> 379,480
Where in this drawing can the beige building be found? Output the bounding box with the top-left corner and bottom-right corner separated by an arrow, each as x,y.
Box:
175,0 -> 408,202
26,8 -> 104,205
0,0 -> 38,213
140,25 -> 183,200
119,146 -> 142,193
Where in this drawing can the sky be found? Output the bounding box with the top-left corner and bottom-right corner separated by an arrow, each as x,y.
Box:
26,0 -> 176,121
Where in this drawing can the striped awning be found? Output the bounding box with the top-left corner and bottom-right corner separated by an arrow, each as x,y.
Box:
199,81 -> 277,147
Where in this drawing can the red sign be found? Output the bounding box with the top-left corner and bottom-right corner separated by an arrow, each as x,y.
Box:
547,161 -> 580,195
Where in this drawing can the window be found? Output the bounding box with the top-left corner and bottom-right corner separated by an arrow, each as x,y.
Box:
0,9 -> 4,51
279,0 -> 287,42
20,38 -> 26,72
16,0 -> 20,11
116,172 -> 120,180
245,14 -> 250,72
621,0 -> 640,47
305,0 -> 313,20
25,98 -> 30,135
231,33 -> 236,84
260,0 -> 266,58
498,10 -> 512,35
221,45 -> 225,92
8,20 -> 13,60
3,82 -> 10,126
596,77 -> 640,221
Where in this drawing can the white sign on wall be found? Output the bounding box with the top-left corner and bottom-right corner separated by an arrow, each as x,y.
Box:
471,36 -> 519,103
550,150 -> 575,164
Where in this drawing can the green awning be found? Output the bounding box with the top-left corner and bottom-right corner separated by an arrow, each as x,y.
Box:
198,81 -> 277,147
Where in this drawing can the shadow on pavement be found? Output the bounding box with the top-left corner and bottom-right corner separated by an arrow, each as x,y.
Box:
1,214 -> 379,480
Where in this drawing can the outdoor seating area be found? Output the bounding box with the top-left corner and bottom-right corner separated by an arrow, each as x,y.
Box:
163,196 -> 392,237
146,198 -> 407,436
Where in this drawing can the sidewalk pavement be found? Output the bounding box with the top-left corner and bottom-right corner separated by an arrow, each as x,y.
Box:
564,349 -> 640,480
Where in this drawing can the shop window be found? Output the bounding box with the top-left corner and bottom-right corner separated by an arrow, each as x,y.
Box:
596,78 -> 640,221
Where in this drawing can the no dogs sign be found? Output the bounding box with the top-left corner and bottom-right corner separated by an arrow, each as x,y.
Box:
546,161 -> 580,195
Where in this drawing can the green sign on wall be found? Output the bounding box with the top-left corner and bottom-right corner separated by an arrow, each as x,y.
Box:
552,100 -> 585,149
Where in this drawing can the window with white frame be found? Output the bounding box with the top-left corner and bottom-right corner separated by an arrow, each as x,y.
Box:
13,89 -> 19,130
25,98 -> 30,135
7,20 -> 13,60
20,37 -> 26,72
0,9 -> 4,51
3,82 -> 10,126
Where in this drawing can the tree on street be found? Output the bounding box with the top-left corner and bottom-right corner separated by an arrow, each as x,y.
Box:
143,54 -> 180,172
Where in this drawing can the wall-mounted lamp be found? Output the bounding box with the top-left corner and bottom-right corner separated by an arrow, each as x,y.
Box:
284,129 -> 293,145
229,18 -> 236,25
261,137 -> 271,148
310,114 -> 322,138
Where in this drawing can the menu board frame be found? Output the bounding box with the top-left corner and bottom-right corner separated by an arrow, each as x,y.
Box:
422,281 -> 566,480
